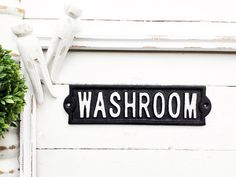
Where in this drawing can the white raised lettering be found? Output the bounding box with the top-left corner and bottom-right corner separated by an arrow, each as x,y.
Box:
184,93 -> 197,119
168,92 -> 180,118
124,92 -> 136,118
153,92 -> 165,118
109,92 -> 121,118
78,92 -> 92,118
139,93 -> 150,118
94,92 -> 106,118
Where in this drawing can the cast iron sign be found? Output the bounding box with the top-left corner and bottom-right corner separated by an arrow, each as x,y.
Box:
64,85 -> 211,126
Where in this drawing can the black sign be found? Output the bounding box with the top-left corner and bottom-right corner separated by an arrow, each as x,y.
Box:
64,85 -> 211,126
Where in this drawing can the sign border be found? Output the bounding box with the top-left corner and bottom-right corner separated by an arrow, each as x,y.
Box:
64,85 -> 212,126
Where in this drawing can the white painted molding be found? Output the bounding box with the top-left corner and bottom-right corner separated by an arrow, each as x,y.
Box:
21,0 -> 236,22
0,1 -> 36,177
18,50 -> 37,177
26,19 -> 236,52
19,88 -> 37,177
0,0 -> 24,17
0,2 -> 30,177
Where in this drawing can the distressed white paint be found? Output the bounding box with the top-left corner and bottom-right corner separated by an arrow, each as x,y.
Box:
0,1 -> 38,177
20,88 -> 37,177
35,26 -> 236,177
0,1 -> 25,177
45,52 -> 236,86
0,128 -> 19,177
37,150 -> 236,177
22,0 -> 236,22
7,1 -> 236,177
25,19 -> 236,52
20,0 -> 236,52
36,85 -> 236,150
35,50 -> 236,177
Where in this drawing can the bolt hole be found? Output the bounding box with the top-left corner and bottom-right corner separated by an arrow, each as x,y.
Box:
66,102 -> 71,108
203,103 -> 210,109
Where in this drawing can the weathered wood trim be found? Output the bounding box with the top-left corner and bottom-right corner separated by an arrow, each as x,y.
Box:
0,1 -> 36,177
21,0 -> 236,23
13,1 -> 37,177
20,55 -> 37,177
0,1 -> 24,17
26,19 -> 236,52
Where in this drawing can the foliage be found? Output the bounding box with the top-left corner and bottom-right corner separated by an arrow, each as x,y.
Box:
0,45 -> 27,138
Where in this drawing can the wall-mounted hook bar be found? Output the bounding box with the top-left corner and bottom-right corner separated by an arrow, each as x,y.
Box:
12,23 -> 56,104
46,5 -> 82,82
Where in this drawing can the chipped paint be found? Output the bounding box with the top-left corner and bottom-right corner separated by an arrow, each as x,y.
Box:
184,46 -> 203,49
80,19 -> 236,24
0,146 -> 7,151
0,130 -> 19,176
150,35 -> 168,40
9,170 -> 14,174
9,145 -> 17,150
16,8 -> 25,15
215,36 -> 236,41
31,95 -> 34,114
71,45 -> 87,48
0,5 -> 7,10
0,4 -> 24,17
0,3 -> 25,177
11,52 -> 20,57
143,46 -> 157,49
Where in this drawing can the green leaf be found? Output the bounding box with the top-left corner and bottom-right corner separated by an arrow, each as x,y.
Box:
5,99 -> 14,104
0,73 -> 6,79
0,66 -> 4,73
1,100 -> 5,105
0,119 -> 4,124
0,112 -> 6,116
4,95 -> 12,99
3,124 -> 9,129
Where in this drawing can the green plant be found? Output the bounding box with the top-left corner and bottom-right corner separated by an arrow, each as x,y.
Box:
0,45 -> 27,137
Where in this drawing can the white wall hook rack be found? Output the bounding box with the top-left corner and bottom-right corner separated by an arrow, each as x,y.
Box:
12,23 -> 57,105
